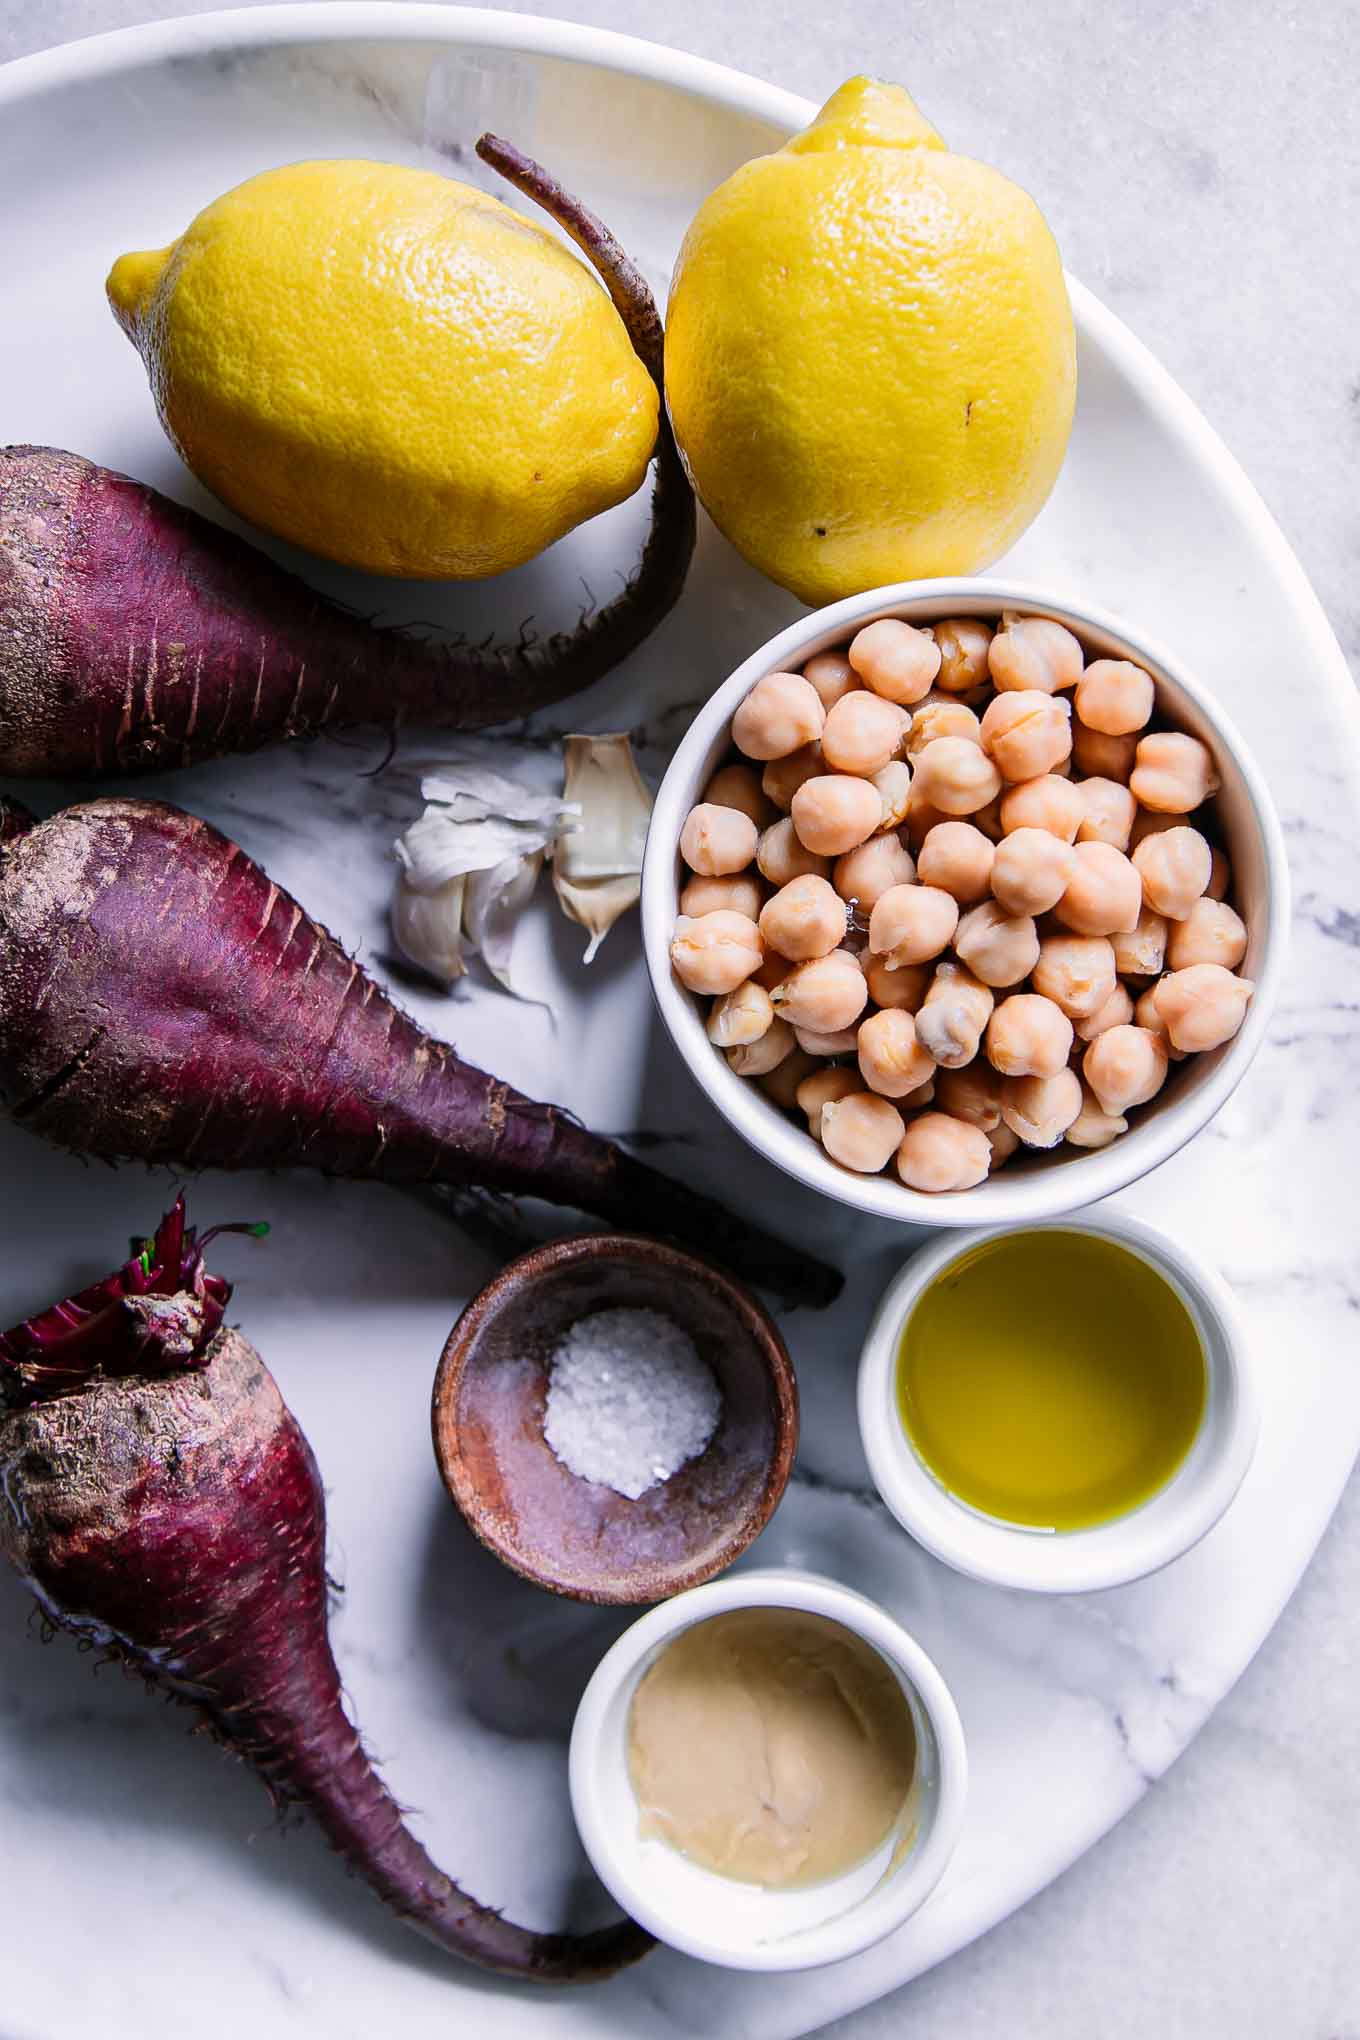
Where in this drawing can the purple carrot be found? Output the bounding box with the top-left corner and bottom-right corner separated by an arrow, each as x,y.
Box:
0,1203 -> 651,1981
0,796 -> 841,1307
0,137 -> 693,779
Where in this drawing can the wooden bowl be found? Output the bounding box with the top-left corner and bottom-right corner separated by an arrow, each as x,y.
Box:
431,1234 -> 798,1605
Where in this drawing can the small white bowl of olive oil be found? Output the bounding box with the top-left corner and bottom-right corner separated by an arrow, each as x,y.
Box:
857,1213 -> 1258,1593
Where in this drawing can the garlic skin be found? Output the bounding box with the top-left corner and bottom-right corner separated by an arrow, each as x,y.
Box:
463,852 -> 545,997
553,734 -> 653,961
391,872 -> 468,986
392,758 -> 575,996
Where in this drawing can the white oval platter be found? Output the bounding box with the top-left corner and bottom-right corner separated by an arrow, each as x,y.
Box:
0,10 -> 1357,2039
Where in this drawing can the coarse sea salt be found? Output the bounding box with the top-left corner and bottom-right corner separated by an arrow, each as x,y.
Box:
542,1307 -> 721,1501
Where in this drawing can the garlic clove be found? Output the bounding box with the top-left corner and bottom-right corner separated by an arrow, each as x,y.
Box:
463,853 -> 545,1000
552,733 -> 652,959
391,871 -> 467,986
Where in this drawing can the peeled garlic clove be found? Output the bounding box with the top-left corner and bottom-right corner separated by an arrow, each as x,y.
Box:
553,733 -> 653,960
391,871 -> 467,986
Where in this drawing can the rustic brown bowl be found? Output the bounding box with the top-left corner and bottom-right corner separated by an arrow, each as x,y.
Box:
431,1234 -> 799,1605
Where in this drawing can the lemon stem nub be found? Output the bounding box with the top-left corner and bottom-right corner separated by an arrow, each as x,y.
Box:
105,246 -> 173,340
785,76 -> 945,155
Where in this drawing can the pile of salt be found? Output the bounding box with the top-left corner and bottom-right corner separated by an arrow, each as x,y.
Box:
542,1307 -> 721,1501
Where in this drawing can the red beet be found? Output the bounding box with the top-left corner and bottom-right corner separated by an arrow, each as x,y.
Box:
0,135 -> 693,779
0,796 -> 840,1307
0,1203 -> 650,1981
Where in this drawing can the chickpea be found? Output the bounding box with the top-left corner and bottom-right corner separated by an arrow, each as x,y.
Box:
752,950 -> 792,993
999,773 -> 1085,843
801,650 -> 858,712
703,761 -> 774,829
985,992 -> 1074,1078
795,1023 -> 861,1056
1076,776 -> 1137,851
912,735 -> 1003,816
679,802 -> 759,879
869,883 -> 960,967
796,1065 -> 860,1139
935,1060 -> 1004,1130
972,793 -> 1009,842
820,1091 -> 907,1173
820,691 -> 910,777
757,816 -> 831,888
848,618 -> 941,704
680,872 -> 765,921
1127,807 -> 1182,850
770,950 -> 869,1033
1072,722 -> 1138,782
856,1008 -> 935,1098
732,670 -> 826,761
990,827 -> 1076,917
987,1120 -> 1021,1169
1206,845 -> 1232,902
1074,981 -> 1135,1041
871,760 -> 914,831
903,1075 -> 937,1109
1131,825 -> 1212,921
917,820 -> 995,904
1166,897 -> 1248,972
1130,731 -> 1220,813
1133,982 -> 1181,1058
1055,841 -> 1142,936
670,910 -> 763,995
726,1019 -> 795,1078
988,613 -> 1084,695
1110,906 -> 1169,979
954,900 -> 1041,987
762,741 -> 825,812
707,979 -> 774,1048
903,783 -> 950,851
759,873 -> 848,963
758,1047 -> 819,1111
865,957 -> 931,1012
896,1112 -> 991,1192
791,775 -> 883,856
980,690 -> 1073,782
1083,1024 -> 1169,1116
931,617 -> 992,694
915,960 -> 995,1068
1000,1067 -> 1083,1148
904,696 -> 982,757
1031,933 -> 1117,1019
1074,658 -> 1155,736
1153,964 -> 1254,1052
1065,1087 -> 1129,1150
834,833 -> 916,911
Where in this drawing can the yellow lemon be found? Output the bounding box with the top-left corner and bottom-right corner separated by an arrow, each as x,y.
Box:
108,160 -> 658,579
665,78 -> 1076,604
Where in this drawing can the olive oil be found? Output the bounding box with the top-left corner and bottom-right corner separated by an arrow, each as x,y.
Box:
897,1231 -> 1206,1531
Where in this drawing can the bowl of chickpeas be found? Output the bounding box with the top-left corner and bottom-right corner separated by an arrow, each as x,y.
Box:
641,581 -> 1289,1224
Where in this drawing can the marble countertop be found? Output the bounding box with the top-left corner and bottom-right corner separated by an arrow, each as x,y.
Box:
0,6 -> 1356,2040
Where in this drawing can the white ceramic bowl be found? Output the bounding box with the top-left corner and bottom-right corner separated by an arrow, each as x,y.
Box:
640,580 -> 1290,1227
856,1211 -> 1259,1592
569,1569 -> 967,1970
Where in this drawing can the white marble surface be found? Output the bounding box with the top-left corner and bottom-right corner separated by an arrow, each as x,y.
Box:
0,8 -> 1357,2040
